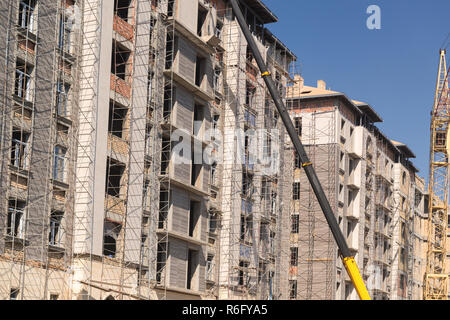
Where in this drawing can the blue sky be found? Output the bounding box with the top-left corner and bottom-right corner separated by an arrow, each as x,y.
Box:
263,0 -> 450,181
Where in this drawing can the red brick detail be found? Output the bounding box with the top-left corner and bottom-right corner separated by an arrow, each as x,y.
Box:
113,15 -> 134,42
111,73 -> 131,99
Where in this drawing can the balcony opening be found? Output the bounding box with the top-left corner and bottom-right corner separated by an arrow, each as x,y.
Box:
290,247 -> 298,266
193,103 -> 204,137
245,81 -> 256,106
163,84 -> 174,119
242,173 -> 254,198
10,288 -> 19,300
197,5 -> 208,37
103,221 -> 122,258
114,0 -> 132,22
195,56 -> 206,87
105,158 -> 126,198
11,129 -> 30,170
210,161 -> 217,186
108,101 -> 128,139
206,254 -> 214,282
238,260 -> 249,286
158,189 -> 169,229
15,60 -> 33,101
58,15 -> 71,53
48,211 -> 64,246
56,81 -> 70,117
167,0 -> 175,17
111,41 -> 131,81
165,33 -> 174,70
156,241 -> 167,284
188,200 -> 200,238
292,182 -> 300,200
187,249 -> 198,290
291,214 -> 299,234
191,155 -> 202,188
289,280 -> 297,299
53,146 -> 67,182
18,0 -> 36,32
7,199 -> 26,238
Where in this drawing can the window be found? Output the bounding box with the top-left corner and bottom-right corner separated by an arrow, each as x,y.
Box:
188,201 -> 200,238
106,158 -> 126,197
214,68 -> 221,92
215,20 -> 223,38
10,288 -> 19,300
208,210 -> 217,234
295,153 -> 301,169
195,56 -> 206,87
108,101 -> 128,138
290,247 -> 298,266
210,162 -> 217,186
193,104 -> 204,137
15,61 -> 32,100
242,174 -> 254,198
111,41 -> 131,80
291,214 -> 299,234
197,5 -> 208,36
206,254 -> 214,281
293,182 -> 300,200
238,261 -> 249,286
7,200 -> 26,238
156,242 -> 167,283
18,0 -> 36,32
191,151 -> 202,188
53,146 -> 66,182
103,221 -> 122,258
11,129 -> 30,169
167,0 -> 175,17
240,215 -> 252,243
56,81 -> 70,117
187,249 -> 198,290
294,117 -> 302,136
289,280 -> 297,299
58,15 -> 71,53
49,294 -> 59,300
48,211 -> 64,246
114,0 -> 132,22
402,171 -> 407,186
245,81 -> 256,106
345,283 -> 352,300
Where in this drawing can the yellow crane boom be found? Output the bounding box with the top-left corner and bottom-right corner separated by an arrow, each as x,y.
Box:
424,49 -> 450,300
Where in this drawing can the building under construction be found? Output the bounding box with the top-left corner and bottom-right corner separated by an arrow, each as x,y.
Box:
285,78 -> 429,300
0,0 -> 298,300
0,0 -> 431,301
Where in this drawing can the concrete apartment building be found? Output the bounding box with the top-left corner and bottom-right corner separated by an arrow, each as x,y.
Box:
0,0 -> 296,300
285,78 -> 429,300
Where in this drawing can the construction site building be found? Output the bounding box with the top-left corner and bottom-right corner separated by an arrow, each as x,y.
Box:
285,78 -> 429,300
0,0 -> 296,300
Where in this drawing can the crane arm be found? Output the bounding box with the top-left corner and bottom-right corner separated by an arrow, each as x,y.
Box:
229,0 -> 371,300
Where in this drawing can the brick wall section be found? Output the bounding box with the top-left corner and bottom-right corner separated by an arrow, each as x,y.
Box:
110,74 -> 131,99
113,15 -> 134,42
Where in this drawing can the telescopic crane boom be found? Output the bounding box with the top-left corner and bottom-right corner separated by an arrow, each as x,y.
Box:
229,0 -> 371,300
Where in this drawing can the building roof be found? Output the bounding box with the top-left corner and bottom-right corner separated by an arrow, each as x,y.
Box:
241,0 -> 278,24
287,85 -> 363,117
391,140 -> 416,159
352,100 -> 383,123
263,28 -> 297,60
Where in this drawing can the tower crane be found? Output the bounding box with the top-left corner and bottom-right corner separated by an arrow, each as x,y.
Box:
424,49 -> 450,300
